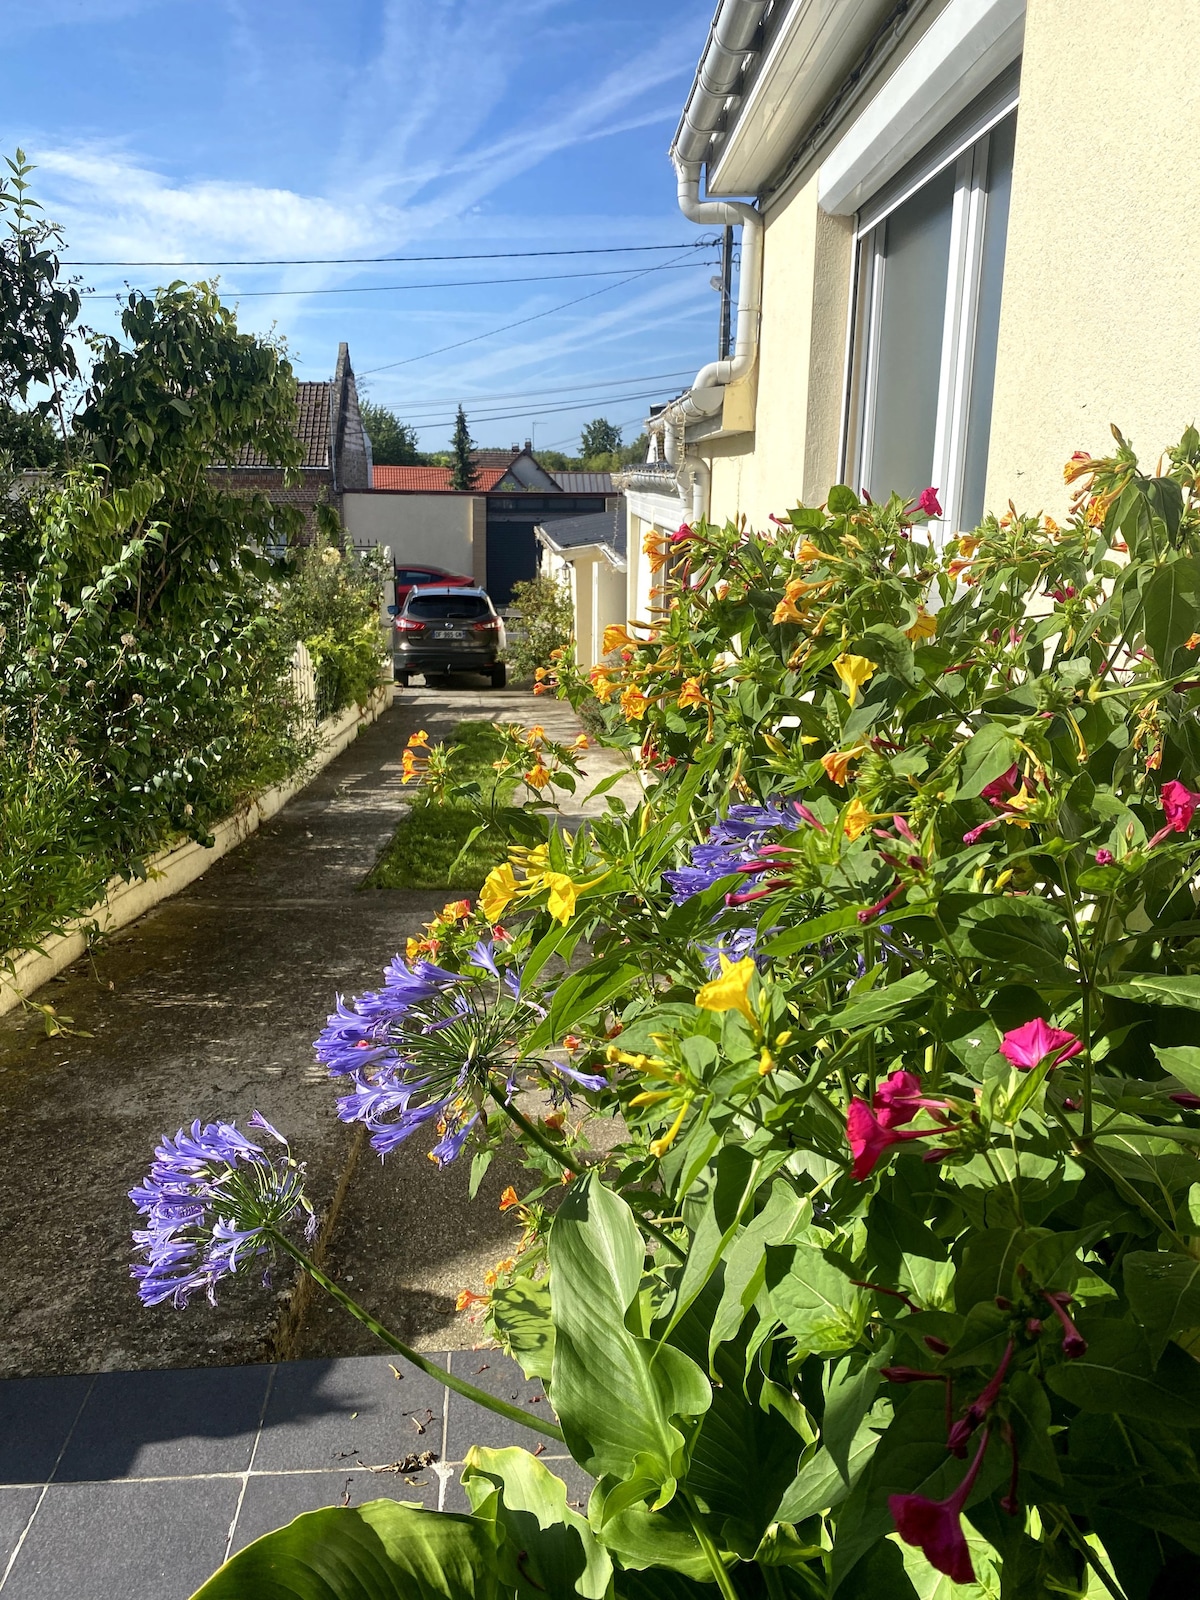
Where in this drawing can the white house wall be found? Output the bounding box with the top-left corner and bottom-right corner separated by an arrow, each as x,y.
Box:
342,491 -> 477,575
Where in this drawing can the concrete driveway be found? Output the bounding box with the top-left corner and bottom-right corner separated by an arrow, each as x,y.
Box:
0,679 -> 636,1380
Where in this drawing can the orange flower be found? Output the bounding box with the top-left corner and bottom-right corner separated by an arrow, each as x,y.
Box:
905,608 -> 937,642
483,1257 -> 516,1288
498,1186 -> 520,1211
562,1034 -> 582,1052
543,1111 -> 567,1132
620,685 -> 649,721
533,682 -> 548,695
947,558 -> 974,580
955,536 -> 982,559
572,733 -> 589,751
441,899 -> 471,922
677,676 -> 705,709
525,763 -> 552,789
456,1288 -> 488,1311
602,623 -> 634,655
1063,451 -> 1094,485
407,730 -> 430,748
1186,634 -> 1200,651
821,744 -> 868,785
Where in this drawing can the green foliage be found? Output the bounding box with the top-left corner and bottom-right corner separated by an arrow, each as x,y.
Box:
0,150 -> 79,421
579,417 -> 622,459
199,427 -> 1200,1599
504,573 -> 573,682
280,531 -> 384,718
451,405 -> 479,492
359,399 -> 425,465
0,403 -> 65,468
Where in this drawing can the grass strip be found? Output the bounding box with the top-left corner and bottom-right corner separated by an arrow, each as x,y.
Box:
365,720 -> 519,890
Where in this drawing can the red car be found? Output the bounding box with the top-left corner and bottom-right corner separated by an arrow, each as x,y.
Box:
393,564 -> 474,603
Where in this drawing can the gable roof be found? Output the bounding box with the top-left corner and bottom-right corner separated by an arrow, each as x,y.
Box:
371,463 -> 515,492
536,502 -> 627,563
232,381 -> 331,469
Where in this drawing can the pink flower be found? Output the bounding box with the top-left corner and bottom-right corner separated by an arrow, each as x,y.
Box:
1148,779 -> 1200,847
980,764 -> 1020,804
915,487 -> 943,519
947,1341 -> 1013,1457
872,1069 -> 951,1130
999,1018 -> 1083,1071
846,1099 -> 942,1180
890,1430 -> 990,1585
963,816 -> 1006,845
858,880 -> 905,925
1094,848 -> 1114,866
670,522 -> 693,545
1171,1091 -> 1200,1109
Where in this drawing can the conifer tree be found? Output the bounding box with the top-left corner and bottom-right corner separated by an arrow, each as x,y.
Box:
449,405 -> 478,491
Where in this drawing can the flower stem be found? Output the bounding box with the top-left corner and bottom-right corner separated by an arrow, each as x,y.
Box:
683,1494 -> 743,1600
272,1234 -> 565,1444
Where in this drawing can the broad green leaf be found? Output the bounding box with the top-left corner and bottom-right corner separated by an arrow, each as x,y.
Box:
956,725 -> 1019,800
529,957 -> 641,1050
954,1229 -> 1042,1312
1152,1044 -> 1200,1095
462,1446 -> 611,1599
190,1501 -> 500,1600
548,1175 -> 711,1497
708,1179 -> 809,1361
1143,554 -> 1200,676
822,1348 -> 889,1483
1045,1320 -> 1200,1425
772,1415 -> 882,1524
1123,1251 -> 1200,1361
1101,974 -> 1200,1010
766,1242 -> 865,1353
822,970 -> 936,1034
589,1493 -> 711,1582
685,1351 -> 803,1550
488,1277 -> 555,1381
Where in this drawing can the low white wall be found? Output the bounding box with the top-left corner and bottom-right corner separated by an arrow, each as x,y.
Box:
343,491 -> 478,575
0,687 -> 391,1016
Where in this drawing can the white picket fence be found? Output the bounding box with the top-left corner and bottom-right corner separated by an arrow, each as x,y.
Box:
290,640 -> 318,723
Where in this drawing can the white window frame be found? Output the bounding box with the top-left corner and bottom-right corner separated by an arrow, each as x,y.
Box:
840,75 -> 1018,537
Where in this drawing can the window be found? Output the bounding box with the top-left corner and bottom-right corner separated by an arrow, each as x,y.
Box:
845,108 -> 1016,534
405,594 -> 491,620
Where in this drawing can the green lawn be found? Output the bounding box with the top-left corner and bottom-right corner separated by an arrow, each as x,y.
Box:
365,720 -> 519,890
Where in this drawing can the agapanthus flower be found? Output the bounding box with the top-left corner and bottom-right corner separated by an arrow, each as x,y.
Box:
315,943 -> 604,1165
130,1114 -> 314,1308
663,800 -> 814,904
999,1019 -> 1082,1071
698,926 -> 762,978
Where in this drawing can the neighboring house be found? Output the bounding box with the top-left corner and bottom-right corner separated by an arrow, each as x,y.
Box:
535,503 -> 627,669
619,0 -> 1199,631
214,342 -> 370,538
345,443 -> 611,606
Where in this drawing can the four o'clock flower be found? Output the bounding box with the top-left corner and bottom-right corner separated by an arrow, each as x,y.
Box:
872,1069 -> 953,1129
833,653 -> 876,707
999,1018 -> 1083,1071
890,1428 -> 990,1584
846,1098 -> 947,1180
1148,779 -> 1200,847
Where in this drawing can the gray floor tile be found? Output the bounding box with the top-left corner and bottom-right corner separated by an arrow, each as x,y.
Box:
0,1376 -> 91,1486
231,1468 -> 439,1552
254,1356 -> 447,1473
0,1478 -> 239,1600
444,1352 -> 553,1460
55,1365 -> 271,1483
0,1487 -> 41,1571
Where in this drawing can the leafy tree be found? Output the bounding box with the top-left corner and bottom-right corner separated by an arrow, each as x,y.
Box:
579,416 -> 621,459
450,404 -> 479,492
359,400 -> 424,466
503,572 -> 573,681
0,403 -> 65,468
0,149 -> 81,440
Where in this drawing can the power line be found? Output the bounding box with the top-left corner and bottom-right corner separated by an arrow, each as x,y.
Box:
80,259 -> 706,301
359,253 -> 707,377
369,367 -> 697,412
66,240 -> 717,268
394,371 -> 696,421
377,386 -> 681,433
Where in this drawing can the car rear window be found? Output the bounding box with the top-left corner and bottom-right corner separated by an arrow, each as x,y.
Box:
406,594 -> 492,619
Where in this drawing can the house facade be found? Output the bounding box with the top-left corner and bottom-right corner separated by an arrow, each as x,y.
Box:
619,0 -> 1200,629
535,504 -> 627,670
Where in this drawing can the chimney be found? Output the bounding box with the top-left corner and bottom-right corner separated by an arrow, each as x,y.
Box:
524,438 -> 532,452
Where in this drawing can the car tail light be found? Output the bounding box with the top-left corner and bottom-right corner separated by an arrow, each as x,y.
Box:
395,617 -> 426,633
472,618 -> 499,632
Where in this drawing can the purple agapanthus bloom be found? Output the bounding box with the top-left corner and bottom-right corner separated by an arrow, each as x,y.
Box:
664,799 -> 815,904
699,926 -> 763,978
316,941 -> 602,1166
130,1118 -> 314,1309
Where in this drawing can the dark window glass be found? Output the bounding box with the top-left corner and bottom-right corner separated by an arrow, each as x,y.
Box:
406,595 -> 491,619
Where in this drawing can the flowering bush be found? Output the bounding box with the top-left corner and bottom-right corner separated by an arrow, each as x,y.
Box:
154,429 -> 1200,1599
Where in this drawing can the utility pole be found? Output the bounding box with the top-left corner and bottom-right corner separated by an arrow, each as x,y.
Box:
718,224 -> 734,361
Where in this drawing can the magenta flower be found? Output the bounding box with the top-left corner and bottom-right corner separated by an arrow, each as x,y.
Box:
858,880 -> 905,924
1094,848 -> 1114,865
914,487 -> 943,519
980,764 -> 1020,804
1043,1291 -> 1087,1359
1148,779 -> 1200,847
872,1069 -> 951,1130
1171,1091 -> 1200,1109
847,1099 -> 943,1180
999,1018 -> 1083,1071
890,1429 -> 989,1584
947,1341 -> 1013,1456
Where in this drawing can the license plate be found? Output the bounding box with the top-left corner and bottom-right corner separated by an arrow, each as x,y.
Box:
433,629 -> 466,639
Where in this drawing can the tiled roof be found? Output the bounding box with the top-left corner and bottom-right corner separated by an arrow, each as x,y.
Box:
550,471 -> 615,494
372,463 -> 515,492
537,503 -> 627,561
232,381 -> 331,469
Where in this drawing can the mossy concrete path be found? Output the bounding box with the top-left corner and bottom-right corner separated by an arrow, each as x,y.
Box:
0,683 -> 638,1380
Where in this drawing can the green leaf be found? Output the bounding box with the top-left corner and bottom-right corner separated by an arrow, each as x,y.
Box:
1152,1045 -> 1200,1095
1143,555 -> 1200,675
956,726 -> 1019,800
827,485 -> 859,515
708,1180 -> 809,1360
1046,1319 -> 1200,1425
822,970 -> 936,1034
685,1351 -> 803,1550
189,1501 -> 501,1599
527,956 -> 640,1050
548,1175 -> 711,1497
1124,1251 -> 1200,1361
462,1446 -> 612,1599
488,1277 -> 555,1381
766,1242 -> 865,1353
1101,974 -> 1200,1010
772,1415 -> 882,1524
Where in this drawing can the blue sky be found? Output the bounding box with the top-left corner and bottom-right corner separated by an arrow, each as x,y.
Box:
4,0 -> 721,454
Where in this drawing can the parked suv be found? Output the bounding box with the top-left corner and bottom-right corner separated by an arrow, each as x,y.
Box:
393,586 -> 507,688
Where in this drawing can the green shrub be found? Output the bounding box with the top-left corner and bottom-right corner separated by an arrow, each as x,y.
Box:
504,572 -> 573,682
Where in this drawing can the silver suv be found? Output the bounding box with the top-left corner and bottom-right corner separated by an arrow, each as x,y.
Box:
392,586 -> 507,688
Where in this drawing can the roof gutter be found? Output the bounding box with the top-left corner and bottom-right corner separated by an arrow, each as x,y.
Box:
663,0 -> 768,521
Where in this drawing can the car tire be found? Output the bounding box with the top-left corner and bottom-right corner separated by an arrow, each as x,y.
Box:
490,664 -> 508,689
395,671 -> 409,688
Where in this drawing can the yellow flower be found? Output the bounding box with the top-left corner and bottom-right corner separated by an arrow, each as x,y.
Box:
905,608 -> 937,642
649,1099 -> 691,1160
480,863 -> 520,923
407,730 -> 430,748
456,1288 -> 488,1311
525,725 -> 546,745
498,1186 -> 519,1211
406,936 -> 422,961
798,539 -> 840,563
543,871 -> 578,925
533,666 -> 547,681
525,763 -> 552,790
591,672 -> 617,704
955,536 -> 982,559
620,685 -> 649,721
841,797 -> 875,842
695,954 -> 758,1027
677,676 -> 705,709
821,743 -> 868,785
602,623 -> 633,655
572,732 -> 590,750
441,899 -> 471,922
772,580 -> 816,625
833,654 -> 876,707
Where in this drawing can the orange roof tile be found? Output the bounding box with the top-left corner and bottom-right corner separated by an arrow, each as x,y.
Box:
372,464 -> 513,492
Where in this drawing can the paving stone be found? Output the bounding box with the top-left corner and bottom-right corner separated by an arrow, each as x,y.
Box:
254,1355 -> 447,1473
0,1375 -> 91,1485
443,1351 -> 554,1461
231,1468 -> 439,1552
0,1487 -> 41,1572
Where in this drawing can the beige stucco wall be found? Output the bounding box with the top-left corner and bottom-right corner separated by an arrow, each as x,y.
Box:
706,172 -> 854,532
342,491 -> 477,574
985,0 -> 1200,515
